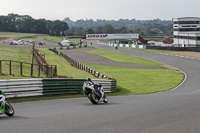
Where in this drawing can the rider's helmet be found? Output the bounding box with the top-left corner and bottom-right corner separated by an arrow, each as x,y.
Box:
86,78 -> 91,81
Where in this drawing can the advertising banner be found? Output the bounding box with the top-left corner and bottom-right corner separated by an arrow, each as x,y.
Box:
86,34 -> 139,40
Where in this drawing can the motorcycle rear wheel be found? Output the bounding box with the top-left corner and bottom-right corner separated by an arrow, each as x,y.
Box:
89,93 -> 99,104
5,102 -> 14,116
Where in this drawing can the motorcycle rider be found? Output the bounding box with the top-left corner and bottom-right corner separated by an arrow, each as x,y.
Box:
84,78 -> 106,102
0,90 -> 5,105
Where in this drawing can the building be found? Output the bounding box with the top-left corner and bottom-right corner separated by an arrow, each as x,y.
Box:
157,37 -> 173,44
173,17 -> 200,47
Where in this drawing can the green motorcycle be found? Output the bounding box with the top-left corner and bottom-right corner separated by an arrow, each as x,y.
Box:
0,91 -> 14,116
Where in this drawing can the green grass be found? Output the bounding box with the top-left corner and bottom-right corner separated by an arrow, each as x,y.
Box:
68,38 -> 81,44
0,37 -> 9,41
0,32 -> 41,36
0,45 -> 46,79
0,45 -> 29,62
86,48 -> 161,66
14,35 -> 40,40
43,35 -> 62,43
84,64 -> 184,95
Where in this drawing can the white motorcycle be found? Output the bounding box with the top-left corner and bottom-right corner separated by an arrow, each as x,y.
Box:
83,78 -> 108,104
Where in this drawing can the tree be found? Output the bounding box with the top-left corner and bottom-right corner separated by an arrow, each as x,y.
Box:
102,24 -> 115,33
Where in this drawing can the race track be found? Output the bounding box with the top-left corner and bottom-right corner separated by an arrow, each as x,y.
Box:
1,43 -> 200,133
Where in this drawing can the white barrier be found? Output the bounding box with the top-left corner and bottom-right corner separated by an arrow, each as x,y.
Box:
0,78 -> 116,98
0,79 -> 43,98
98,42 -> 146,49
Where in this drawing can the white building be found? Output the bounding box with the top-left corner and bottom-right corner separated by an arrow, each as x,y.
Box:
173,17 -> 200,47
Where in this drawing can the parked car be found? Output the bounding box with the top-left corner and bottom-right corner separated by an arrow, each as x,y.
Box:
9,40 -> 23,45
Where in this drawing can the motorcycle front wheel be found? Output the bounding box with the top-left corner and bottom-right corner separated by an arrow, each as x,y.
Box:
5,102 -> 14,116
89,93 -> 99,104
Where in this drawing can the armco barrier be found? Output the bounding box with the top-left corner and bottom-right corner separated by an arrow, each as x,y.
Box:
0,79 -> 43,98
0,78 -> 117,98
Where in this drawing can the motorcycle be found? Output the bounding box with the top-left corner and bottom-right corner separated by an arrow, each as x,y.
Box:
83,78 -> 108,104
0,92 -> 14,116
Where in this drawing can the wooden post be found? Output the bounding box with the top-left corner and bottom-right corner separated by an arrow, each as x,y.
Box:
20,62 -> 22,76
38,64 -> 40,77
9,61 -> 11,75
54,66 -> 57,77
51,65 -> 53,77
46,65 -> 49,77
31,43 -> 35,76
31,64 -> 33,76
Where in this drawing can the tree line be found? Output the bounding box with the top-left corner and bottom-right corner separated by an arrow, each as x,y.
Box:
64,18 -> 173,36
0,14 -> 173,37
0,14 -> 69,36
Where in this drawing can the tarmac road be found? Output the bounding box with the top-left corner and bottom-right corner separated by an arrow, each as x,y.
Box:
1,43 -> 200,133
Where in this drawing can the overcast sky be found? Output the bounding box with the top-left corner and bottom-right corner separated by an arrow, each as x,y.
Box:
1,0 -> 200,21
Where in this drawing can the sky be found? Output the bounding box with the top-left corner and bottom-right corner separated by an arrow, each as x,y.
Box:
1,0 -> 200,21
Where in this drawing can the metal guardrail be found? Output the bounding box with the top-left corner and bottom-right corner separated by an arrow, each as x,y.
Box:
0,78 -> 117,98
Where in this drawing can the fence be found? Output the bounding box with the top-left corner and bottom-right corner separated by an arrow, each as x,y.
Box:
49,46 -> 112,79
0,78 -> 117,98
60,52 -> 109,79
33,49 -> 57,77
0,60 -> 41,77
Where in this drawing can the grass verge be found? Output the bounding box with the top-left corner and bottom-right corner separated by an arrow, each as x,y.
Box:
84,64 -> 184,95
0,37 -> 9,41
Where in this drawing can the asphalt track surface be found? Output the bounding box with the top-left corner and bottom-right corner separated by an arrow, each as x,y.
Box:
1,43 -> 200,133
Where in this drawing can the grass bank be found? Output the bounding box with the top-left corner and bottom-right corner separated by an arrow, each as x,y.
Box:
84,64 -> 184,95
0,45 -> 44,79
39,48 -> 96,78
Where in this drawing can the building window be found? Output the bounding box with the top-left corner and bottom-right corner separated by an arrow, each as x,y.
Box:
174,35 -> 200,40
178,21 -> 199,24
